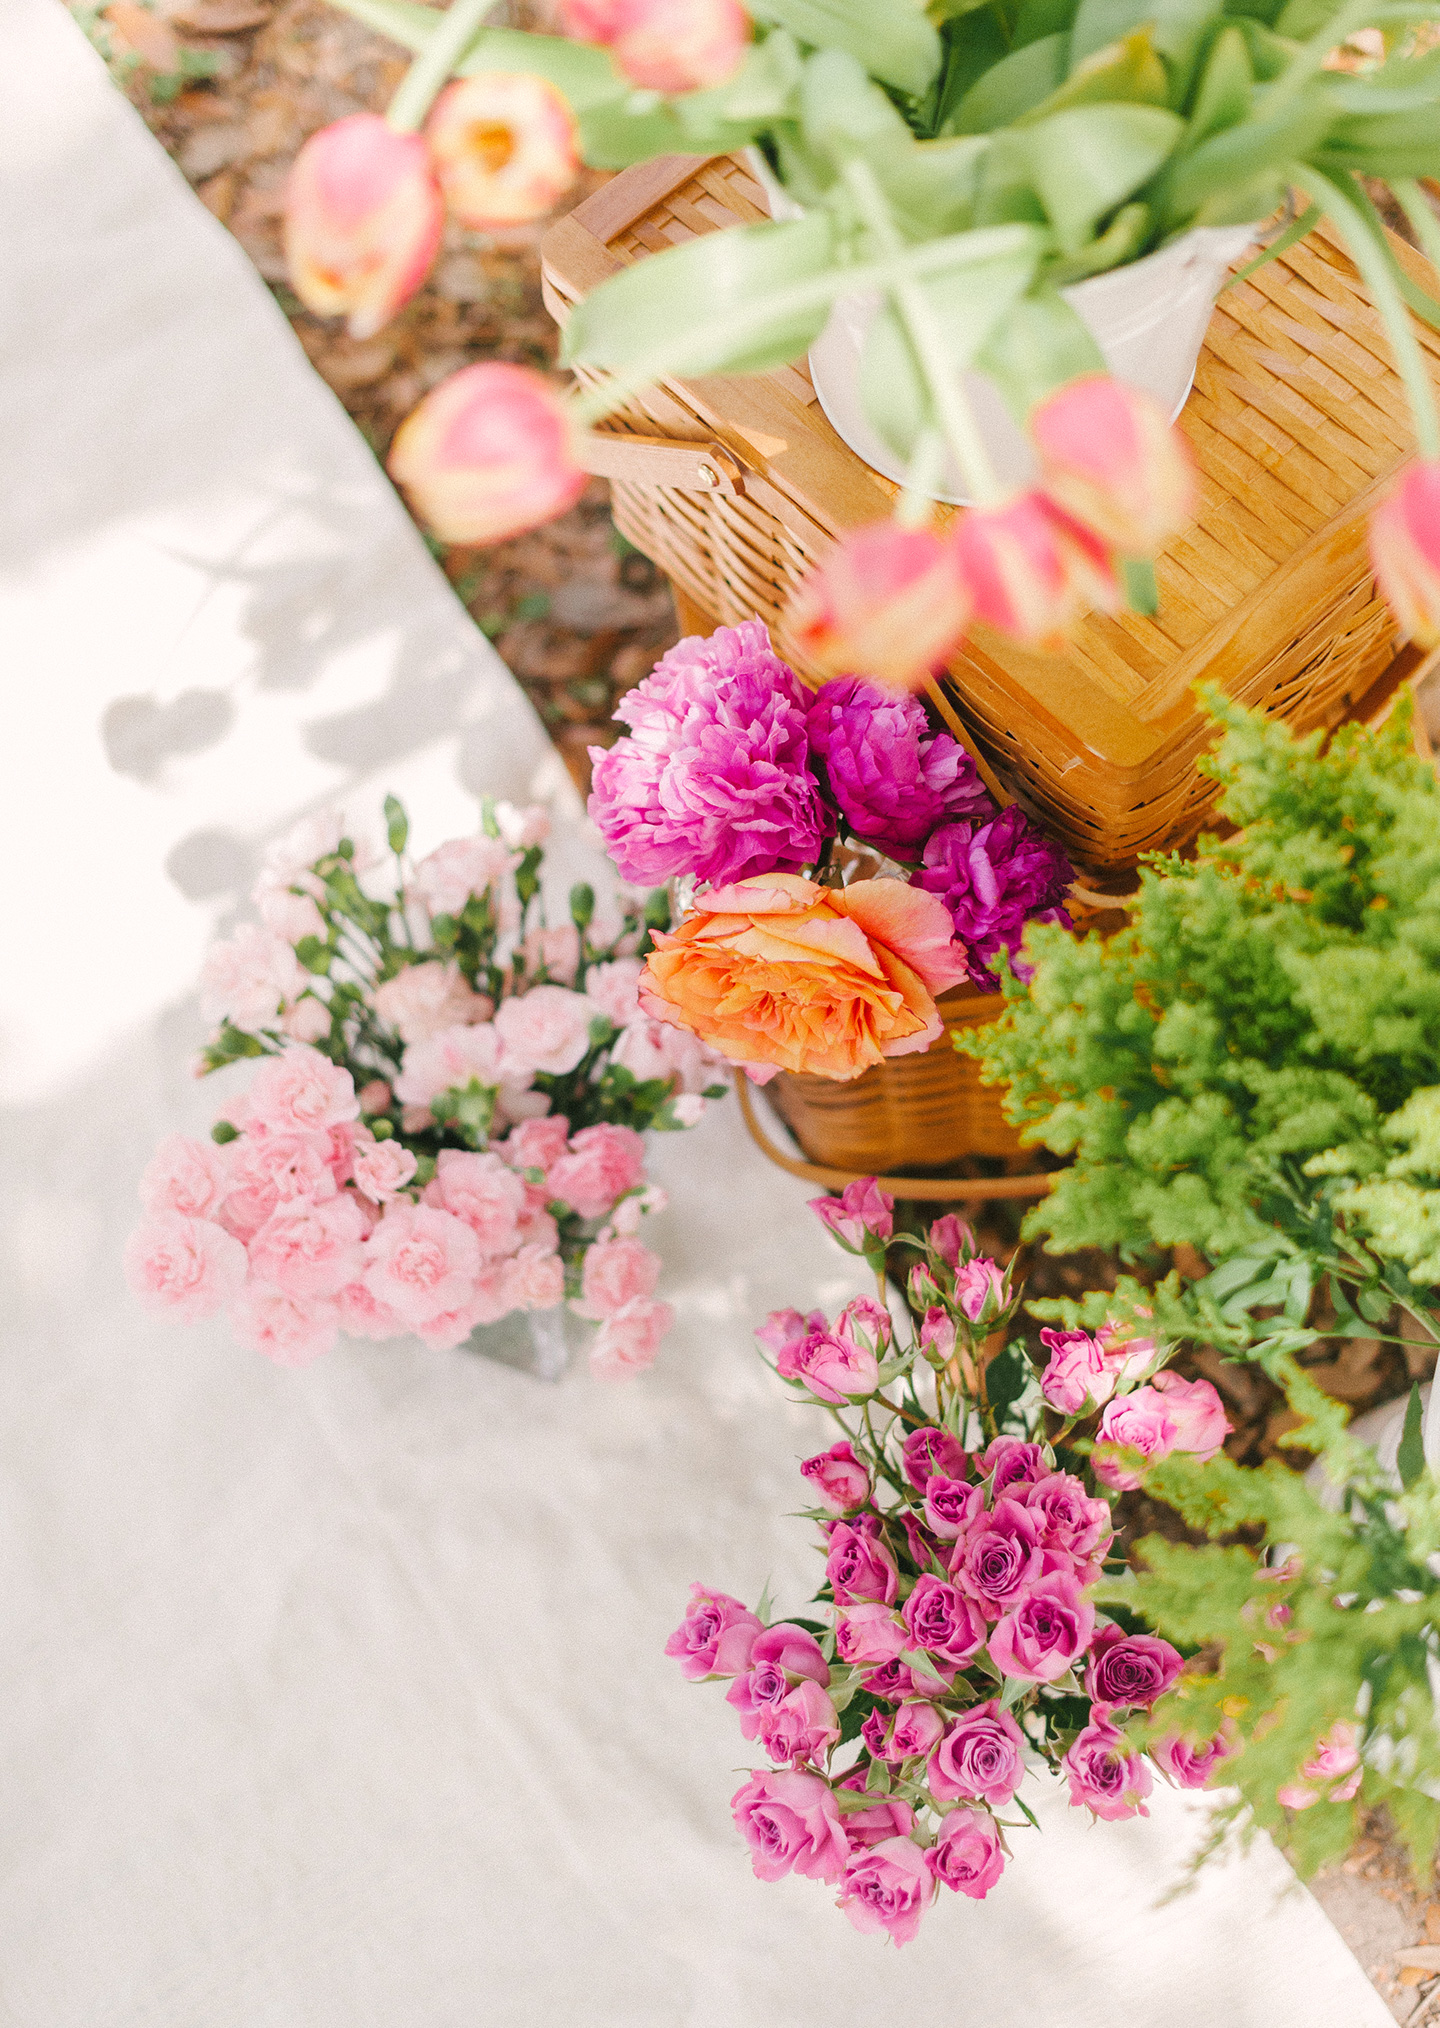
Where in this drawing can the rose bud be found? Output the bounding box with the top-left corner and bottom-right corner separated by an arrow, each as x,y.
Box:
284,114 -> 443,339
388,361 -> 588,546
951,491 -> 1121,651
1369,459 -> 1440,647
786,522 -> 971,693
559,0 -> 750,94
1030,374 -> 1198,557
800,1440 -> 872,1514
426,73 -> 579,231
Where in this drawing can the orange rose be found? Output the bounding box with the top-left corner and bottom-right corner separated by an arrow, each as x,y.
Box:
638,873 -> 969,1082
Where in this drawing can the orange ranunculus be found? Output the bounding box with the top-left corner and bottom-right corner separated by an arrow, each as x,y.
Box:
637,873 -> 970,1083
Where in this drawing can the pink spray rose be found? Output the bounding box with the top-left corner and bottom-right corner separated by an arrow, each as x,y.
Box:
808,1177 -> 894,1251
800,1440 -> 872,1514
929,1213 -> 973,1268
929,1701 -> 1025,1807
124,1214 -> 248,1323
888,1700 -> 946,1761
982,1435 -> 1046,1495
547,1123 -> 645,1219
247,1194 -> 366,1299
246,1045 -> 360,1136
666,1584 -> 762,1680
776,1327 -> 879,1405
842,1795 -> 915,1851
573,1237 -> 660,1319
1092,1384 -> 1191,1491
927,1807 -> 1005,1899
836,1293 -> 893,1354
902,1575 -> 986,1668
494,984 -> 597,1078
589,1295 -> 672,1379
951,1500 -> 1045,1619
1085,1623 -> 1184,1709
138,1134 -> 230,1221
987,1571 -> 1095,1683
1150,1371 -> 1230,1460
1022,1472 -> 1113,1577
731,1770 -> 849,1884
826,1522 -> 899,1606
756,1307 -> 827,1357
229,1281 -> 339,1365
1063,1714 -> 1152,1821
1151,1730 -> 1232,1790
373,960 -> 490,1043
920,1305 -> 956,1365
924,1475 -> 985,1541
901,1426 -> 969,1492
1038,1327 -> 1115,1414
837,1837 -> 936,1947
758,1679 -> 841,1765
423,1149 -> 526,1256
351,1136 -> 418,1204
361,1203 -> 480,1328
953,1256 -> 1006,1323
834,1604 -> 909,1667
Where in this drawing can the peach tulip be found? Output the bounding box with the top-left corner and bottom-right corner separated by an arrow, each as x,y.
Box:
387,361 -> 588,545
559,0 -> 750,94
951,491 -> 1121,651
426,73 -> 579,231
284,114 -> 444,339
639,872 -> 969,1082
1030,375 -> 1198,557
786,523 -> 971,692
1369,459 -> 1440,649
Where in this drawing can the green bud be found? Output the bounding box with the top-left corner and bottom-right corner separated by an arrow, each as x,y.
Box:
212,1120 -> 239,1145
569,882 -> 595,930
294,936 -> 332,975
383,793 -> 409,856
371,1118 -> 395,1141
643,888 -> 671,931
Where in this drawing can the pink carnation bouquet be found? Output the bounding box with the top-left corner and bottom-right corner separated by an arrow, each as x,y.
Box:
669,1182 -> 1234,1944
586,619 -> 1075,1084
125,796 -> 728,1378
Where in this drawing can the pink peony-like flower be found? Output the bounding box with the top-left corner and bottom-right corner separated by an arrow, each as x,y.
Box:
500,1114 -> 572,1176
409,834 -> 516,920
573,1236 -> 660,1318
1370,459 -> 1440,648
988,1571 -> 1095,1683
426,71 -> 578,231
835,1603 -> 908,1668
826,1522 -> 899,1607
804,677 -> 992,855
494,985 -> 598,1078
423,1149 -> 526,1256
390,361 -> 587,547
800,1440 -> 872,1514
916,804 -> 1073,991
393,1021 -> 504,1110
776,1327 -> 879,1405
229,1281 -> 340,1365
361,1202 -> 480,1328
929,1701 -> 1025,1807
138,1134 -> 231,1221
902,1575 -> 986,1668
1151,1730 -> 1232,1790
499,1243 -> 566,1312
924,1474 -> 985,1542
1085,1623 -> 1184,1709
808,1177 -> 894,1251
1151,1371 -> 1230,1460
953,1256 -> 1005,1323
584,958 -> 645,1027
927,1807 -> 1005,1899
587,621 -> 832,889
837,1836 -> 936,1947
124,1214 -> 248,1323
787,521 -> 971,693
666,1583 -> 762,1680
1031,375 -> 1198,557
248,1194 -> 366,1299
901,1425 -> 969,1491
351,1137 -> 417,1204
547,1122 -> 645,1219
589,1294 -> 672,1378
561,0 -> 750,94
374,960 -> 490,1043
284,113 -> 442,338
199,923 -> 306,1028
1063,1714 -> 1152,1821
246,1045 -> 360,1137
758,1678 -> 841,1766
731,1770 -> 849,1885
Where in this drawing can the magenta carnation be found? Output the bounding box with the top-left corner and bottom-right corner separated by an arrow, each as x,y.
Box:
916,804 -> 1073,989
586,621 -> 832,886
804,678 -> 992,855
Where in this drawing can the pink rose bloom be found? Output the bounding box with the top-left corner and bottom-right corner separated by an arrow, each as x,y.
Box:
393,1021 -> 504,1109
953,1256 -> 1005,1323
255,884 -> 326,946
836,1294 -> 892,1354
988,1571 -> 1096,1683
1063,1714 -> 1153,1821
726,1656 -> 791,1741
500,1114 -> 572,1175
219,1130 -> 338,1241
1023,1472 -> 1114,1577
731,1770 -> 849,1885
1038,1327 -> 1114,1414
574,1236 -> 660,1319
756,1307 -> 826,1357
282,998 -> 332,1044
494,985 -> 597,1078
410,834 -> 515,918
248,1195 -> 367,1299
951,1500 -> 1045,1619
199,924 -> 305,1028
929,1701 -> 1025,1807
362,1202 -> 480,1328
547,1122 -> 645,1219
776,1327 -> 879,1405
901,1426 -> 969,1491
584,956 -> 644,1026
800,1440 -> 871,1514
138,1134 -> 231,1221
919,1305 -> 956,1366
1151,1370 -> 1230,1460
825,1522 -> 898,1607
124,1214 -> 248,1323
1085,1623 -> 1184,1709
759,1679 -> 840,1765
519,924 -> 581,986
666,1583 -> 762,1680
374,960 -> 490,1043
902,1575 -> 986,1668
837,1836 -> 935,1947
247,1045 -> 360,1136
834,1604 -> 908,1667
842,1796 -> 915,1851
808,1176 -> 894,1250
1092,1387 -> 1180,1492
927,1807 -> 1005,1899
336,1273 -> 403,1341
424,1149 -> 526,1256
888,1699 -> 946,1760
1151,1730 -> 1232,1790
982,1435 -> 1047,1495
924,1475 -> 984,1541
229,1281 -> 339,1365
589,1294 -> 672,1379
351,1137 -> 418,1204
929,1213 -> 973,1268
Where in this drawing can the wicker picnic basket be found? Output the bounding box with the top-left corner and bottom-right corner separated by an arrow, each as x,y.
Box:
541,157 -> 1440,1193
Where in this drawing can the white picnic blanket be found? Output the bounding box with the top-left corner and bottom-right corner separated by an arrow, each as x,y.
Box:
0,5 -> 1393,2021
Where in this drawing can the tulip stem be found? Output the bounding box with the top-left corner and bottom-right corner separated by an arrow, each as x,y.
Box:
895,431 -> 944,528
841,158 -> 1004,506
385,0 -> 495,133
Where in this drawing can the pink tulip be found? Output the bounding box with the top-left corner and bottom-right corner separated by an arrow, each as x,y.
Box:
1369,459 -> 1440,649
426,73 -> 579,231
560,0 -> 750,94
1030,375 -> 1198,556
786,522 -> 971,692
283,114 -> 443,339
951,491 -> 1120,650
388,361 -> 588,545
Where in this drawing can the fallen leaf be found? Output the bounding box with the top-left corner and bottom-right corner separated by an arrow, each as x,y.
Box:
168,0 -> 271,27
105,0 -> 181,69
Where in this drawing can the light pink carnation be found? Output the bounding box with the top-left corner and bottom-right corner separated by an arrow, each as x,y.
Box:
362,1202 -> 481,1327
247,1045 -> 360,1136
138,1134 -> 231,1221
230,1282 -> 340,1365
584,957 -> 644,1027
255,808 -> 347,894
336,1273 -> 403,1341
374,960 -> 491,1043
547,1123 -> 645,1218
589,1294 -> 672,1379
500,1114 -> 572,1175
199,924 -> 305,1028
282,998 -> 332,1043
124,1214 -> 248,1322
247,1195 -> 367,1298
424,1148 -> 526,1255
520,924 -> 580,985
611,1183 -> 667,1234
494,985 -> 597,1077
393,1021 -> 504,1108
573,1237 -> 660,1319
220,1130 -> 337,1241
500,1243 -> 565,1311
411,835 -> 515,918
494,800 -> 550,848
255,886 -> 326,945
351,1137 -> 418,1203
611,1016 -> 727,1094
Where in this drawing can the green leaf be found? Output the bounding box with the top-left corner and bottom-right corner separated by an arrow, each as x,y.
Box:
750,0 -> 944,94
947,32 -> 1068,133
935,8 -> 1012,129
1315,107 -> 1440,179
211,1120 -> 239,1144
1324,43 -> 1440,113
1069,0 -> 1220,67
974,280 -> 1106,421
1019,27 -> 1171,124
1006,103 -> 1185,253
1155,92 -> 1331,224
1183,24 -> 1253,145
383,793 -> 408,857
985,1339 -> 1035,1427
1398,1381 -> 1426,1490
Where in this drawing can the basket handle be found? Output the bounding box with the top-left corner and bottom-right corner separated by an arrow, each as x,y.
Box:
733,1075 -> 1055,1202
579,429 -> 746,497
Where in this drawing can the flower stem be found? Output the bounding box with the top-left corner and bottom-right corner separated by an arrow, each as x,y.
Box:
385,0 -> 494,134
895,430 -> 944,528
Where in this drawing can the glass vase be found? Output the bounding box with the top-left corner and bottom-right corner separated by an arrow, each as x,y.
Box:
464,1304 -> 572,1383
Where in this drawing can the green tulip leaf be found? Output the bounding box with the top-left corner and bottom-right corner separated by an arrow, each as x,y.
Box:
1324,44 -> 1440,114
1156,94 -> 1332,223
799,46 -> 917,167
1315,108 -> 1440,179
974,280 -> 1107,421
750,0 -> 943,95
1007,103 -> 1185,252
1184,25 -> 1254,146
879,135 -> 990,234
1012,0 -> 1082,47
1016,26 -> 1171,124
934,9 -> 1012,129
947,32 -> 1069,133
1069,0 -> 1220,68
